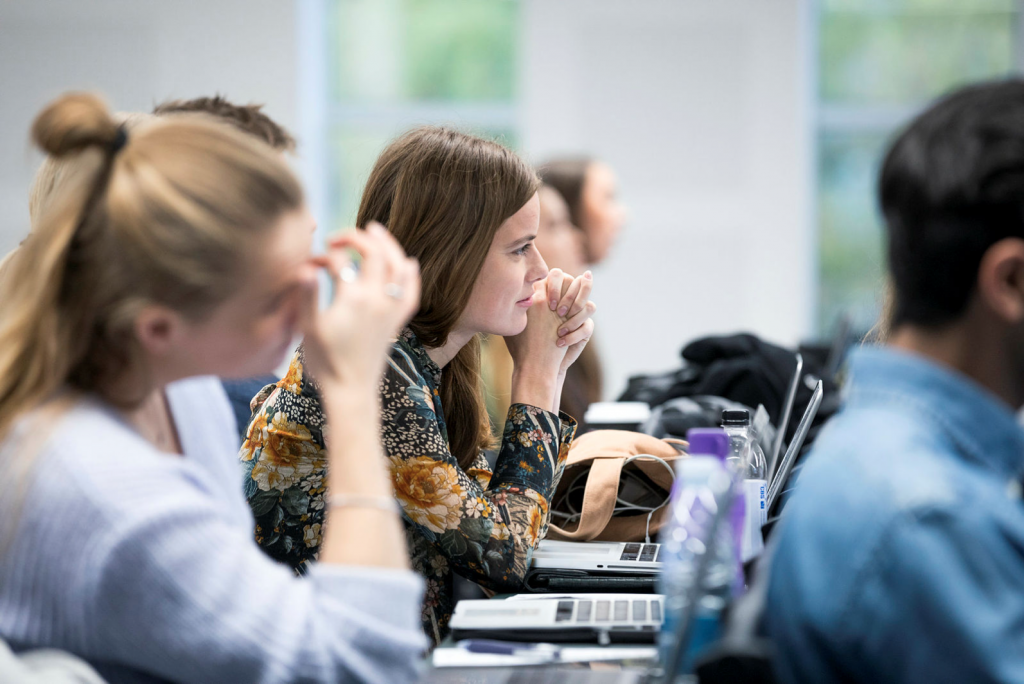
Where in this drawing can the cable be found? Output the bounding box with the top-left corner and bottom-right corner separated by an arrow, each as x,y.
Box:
550,454 -> 677,544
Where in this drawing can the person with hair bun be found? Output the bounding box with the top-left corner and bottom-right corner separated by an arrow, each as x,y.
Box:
0,92 -> 425,683
242,127 -> 597,644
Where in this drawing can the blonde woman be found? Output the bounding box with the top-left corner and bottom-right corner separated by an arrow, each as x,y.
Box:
0,93 -> 424,683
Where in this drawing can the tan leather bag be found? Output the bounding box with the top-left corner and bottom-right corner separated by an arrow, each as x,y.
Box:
546,430 -> 688,542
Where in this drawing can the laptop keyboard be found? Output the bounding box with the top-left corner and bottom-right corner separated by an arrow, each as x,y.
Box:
553,598 -> 663,625
619,543 -> 660,562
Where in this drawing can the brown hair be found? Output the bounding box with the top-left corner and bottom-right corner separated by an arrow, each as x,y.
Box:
357,127 -> 539,469
153,95 -> 296,151
0,92 -> 302,444
538,158 -> 592,231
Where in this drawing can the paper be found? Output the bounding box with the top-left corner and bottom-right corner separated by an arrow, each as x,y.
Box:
432,645 -> 658,669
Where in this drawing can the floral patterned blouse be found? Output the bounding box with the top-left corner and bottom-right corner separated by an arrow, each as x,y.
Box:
239,328 -> 577,644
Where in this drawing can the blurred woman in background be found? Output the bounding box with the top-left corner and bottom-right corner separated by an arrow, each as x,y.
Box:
539,157 -> 626,266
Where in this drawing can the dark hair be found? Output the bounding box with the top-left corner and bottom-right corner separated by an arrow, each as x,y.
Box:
538,158 -> 591,229
881,79 -> 1024,329
357,127 -> 539,469
153,95 -> 296,151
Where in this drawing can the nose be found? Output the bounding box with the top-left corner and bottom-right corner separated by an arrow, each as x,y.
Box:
527,248 -> 549,283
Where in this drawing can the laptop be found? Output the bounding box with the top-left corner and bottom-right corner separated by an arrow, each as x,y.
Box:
427,464 -> 739,684
525,367 -> 821,591
524,541 -> 663,592
449,593 -> 664,644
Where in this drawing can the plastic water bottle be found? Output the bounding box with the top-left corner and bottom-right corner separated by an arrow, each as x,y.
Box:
657,428 -> 741,675
722,409 -> 768,562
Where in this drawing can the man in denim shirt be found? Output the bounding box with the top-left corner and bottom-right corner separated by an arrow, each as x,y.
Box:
765,80 -> 1024,683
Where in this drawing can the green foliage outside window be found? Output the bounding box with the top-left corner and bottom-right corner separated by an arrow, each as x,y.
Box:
817,0 -> 1018,335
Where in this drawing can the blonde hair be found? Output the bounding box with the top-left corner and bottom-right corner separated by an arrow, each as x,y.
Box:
0,92 -> 302,444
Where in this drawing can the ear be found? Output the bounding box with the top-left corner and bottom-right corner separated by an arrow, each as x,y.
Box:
977,238 -> 1024,324
134,304 -> 184,358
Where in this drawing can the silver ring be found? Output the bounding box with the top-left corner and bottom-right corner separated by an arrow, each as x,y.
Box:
384,282 -> 403,299
339,265 -> 358,284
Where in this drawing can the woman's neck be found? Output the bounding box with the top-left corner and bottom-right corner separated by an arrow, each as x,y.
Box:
425,328 -> 477,369
122,389 -> 184,455
101,366 -> 183,455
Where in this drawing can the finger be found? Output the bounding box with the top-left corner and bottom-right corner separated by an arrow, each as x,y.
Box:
563,271 -> 593,320
546,268 -> 565,311
398,258 -> 422,321
295,264 -> 321,337
558,300 -> 597,337
556,275 -> 583,318
556,318 -> 594,348
334,229 -> 387,285
369,222 -> 409,288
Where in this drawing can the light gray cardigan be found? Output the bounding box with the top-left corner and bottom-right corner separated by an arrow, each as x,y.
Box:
0,386 -> 426,684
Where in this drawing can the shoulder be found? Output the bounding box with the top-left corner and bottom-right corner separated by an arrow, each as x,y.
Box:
767,403 -> 1015,641
16,402 -> 236,528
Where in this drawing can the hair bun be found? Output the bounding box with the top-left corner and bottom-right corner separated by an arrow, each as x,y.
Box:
31,92 -> 120,158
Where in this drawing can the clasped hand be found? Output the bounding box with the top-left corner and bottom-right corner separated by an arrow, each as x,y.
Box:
506,268 -> 597,381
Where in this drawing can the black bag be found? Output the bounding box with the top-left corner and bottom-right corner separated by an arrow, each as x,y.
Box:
620,333 -> 841,447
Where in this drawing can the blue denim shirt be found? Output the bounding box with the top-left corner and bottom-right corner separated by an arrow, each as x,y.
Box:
765,346 -> 1024,684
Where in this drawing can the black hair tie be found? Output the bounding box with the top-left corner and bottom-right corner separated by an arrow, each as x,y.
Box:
109,125 -> 128,154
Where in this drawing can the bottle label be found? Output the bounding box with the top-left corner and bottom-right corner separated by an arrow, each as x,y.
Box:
740,479 -> 767,563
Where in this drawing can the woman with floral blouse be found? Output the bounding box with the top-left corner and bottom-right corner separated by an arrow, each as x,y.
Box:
241,127 -> 597,644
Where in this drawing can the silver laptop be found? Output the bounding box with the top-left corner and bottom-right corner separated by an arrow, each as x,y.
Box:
449,593 -> 664,644
528,370 -> 821,584
532,540 -> 663,572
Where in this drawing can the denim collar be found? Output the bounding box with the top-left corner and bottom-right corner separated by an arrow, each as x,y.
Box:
847,346 -> 1024,482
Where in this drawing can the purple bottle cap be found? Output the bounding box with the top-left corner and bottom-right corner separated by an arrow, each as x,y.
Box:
686,428 -> 730,460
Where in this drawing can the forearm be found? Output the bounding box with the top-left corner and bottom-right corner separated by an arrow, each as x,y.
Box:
319,386 -> 409,570
510,367 -> 560,414
552,371 -> 566,415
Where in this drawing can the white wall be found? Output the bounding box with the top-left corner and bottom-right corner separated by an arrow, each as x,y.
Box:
521,0 -> 813,399
0,0 -> 812,401
0,0 -> 298,258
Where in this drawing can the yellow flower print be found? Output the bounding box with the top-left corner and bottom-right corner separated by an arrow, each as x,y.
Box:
390,456 -> 465,534
303,523 -> 322,548
279,357 -> 304,394
491,525 -> 511,541
527,506 -> 544,545
466,466 -> 492,489
249,413 -> 321,492
239,412 -> 268,462
466,497 -> 491,518
558,443 -> 570,461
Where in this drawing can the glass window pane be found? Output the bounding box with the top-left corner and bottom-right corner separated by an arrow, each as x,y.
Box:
820,7 -> 1016,105
817,132 -> 888,334
816,1 -> 1019,337
331,0 -> 518,104
328,125 -> 519,232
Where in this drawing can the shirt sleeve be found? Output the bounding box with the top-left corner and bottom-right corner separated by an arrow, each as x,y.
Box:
837,503 -> 1024,684
81,478 -> 427,684
381,354 -> 577,592
240,351 -> 329,573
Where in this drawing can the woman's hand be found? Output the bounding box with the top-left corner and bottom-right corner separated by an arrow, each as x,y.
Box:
299,222 -> 421,395
545,268 -> 597,376
504,276 -> 569,412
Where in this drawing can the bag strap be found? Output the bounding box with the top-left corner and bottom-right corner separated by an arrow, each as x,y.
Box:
552,457 -> 624,541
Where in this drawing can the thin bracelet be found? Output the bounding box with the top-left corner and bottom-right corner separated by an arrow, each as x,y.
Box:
328,494 -> 400,514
